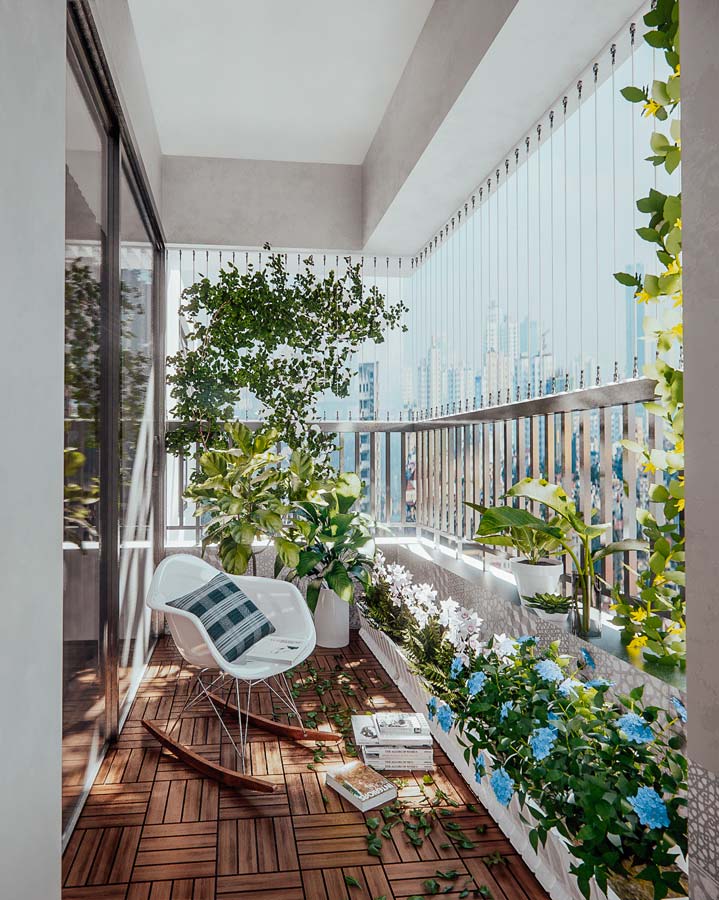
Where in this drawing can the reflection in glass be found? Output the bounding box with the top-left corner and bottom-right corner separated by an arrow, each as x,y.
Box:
118,172 -> 155,711
63,60 -> 105,832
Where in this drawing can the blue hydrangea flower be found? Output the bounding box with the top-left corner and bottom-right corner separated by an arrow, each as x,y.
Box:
580,648 -> 596,670
500,700 -> 513,721
474,753 -> 486,782
437,702 -> 454,734
628,787 -> 670,829
618,712 -> 654,745
427,697 -> 438,721
490,767 -> 514,807
558,677 -> 582,698
671,697 -> 687,723
547,711 -> 560,724
516,635 -> 536,645
586,678 -> 613,690
467,671 -> 487,696
534,659 -> 563,683
450,656 -> 464,679
529,726 -> 557,761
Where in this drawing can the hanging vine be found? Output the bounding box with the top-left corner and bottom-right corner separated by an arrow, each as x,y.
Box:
612,0 -> 684,668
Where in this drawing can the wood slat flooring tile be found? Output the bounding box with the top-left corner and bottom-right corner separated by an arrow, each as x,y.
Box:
62,635 -> 550,900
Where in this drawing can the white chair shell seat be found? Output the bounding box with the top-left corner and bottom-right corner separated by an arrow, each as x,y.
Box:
146,553 -> 315,680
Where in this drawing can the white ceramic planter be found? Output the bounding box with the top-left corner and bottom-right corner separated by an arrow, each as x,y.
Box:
510,557 -> 563,599
314,587 -> 350,648
355,613 -> 693,900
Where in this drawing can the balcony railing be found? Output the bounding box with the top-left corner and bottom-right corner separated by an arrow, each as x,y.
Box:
166,377 -> 659,606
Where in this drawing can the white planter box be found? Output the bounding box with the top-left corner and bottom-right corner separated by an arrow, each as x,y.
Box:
358,615 -> 686,900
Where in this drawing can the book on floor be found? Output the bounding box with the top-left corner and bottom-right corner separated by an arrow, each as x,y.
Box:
325,760 -> 397,811
361,746 -> 435,771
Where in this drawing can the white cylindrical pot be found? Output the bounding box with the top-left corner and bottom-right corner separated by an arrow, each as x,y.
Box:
510,558 -> 563,600
314,587 -> 350,648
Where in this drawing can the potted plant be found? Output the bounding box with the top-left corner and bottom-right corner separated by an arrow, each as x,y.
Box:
524,592 -> 572,624
279,472 -> 375,648
503,479 -> 647,638
466,502 -> 568,600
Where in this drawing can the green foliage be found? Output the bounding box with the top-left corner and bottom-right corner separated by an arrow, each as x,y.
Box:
63,446 -> 99,546
524,593 -> 572,615
166,247 -> 407,460
467,502 -> 569,563
612,0 -> 685,667
185,422 -> 326,574
280,472 -> 375,611
490,479 -> 647,637
442,637 -> 687,900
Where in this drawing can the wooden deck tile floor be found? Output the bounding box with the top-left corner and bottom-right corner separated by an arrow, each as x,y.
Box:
62,635 -> 550,900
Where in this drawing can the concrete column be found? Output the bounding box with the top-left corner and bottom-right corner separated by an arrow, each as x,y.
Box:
682,0 -> 719,896
0,1 -> 65,898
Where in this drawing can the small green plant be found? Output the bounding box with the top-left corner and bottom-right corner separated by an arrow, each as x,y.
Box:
279,472 -> 375,611
524,593 -> 572,615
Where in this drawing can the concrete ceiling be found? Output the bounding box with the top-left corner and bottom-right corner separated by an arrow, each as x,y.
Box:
127,0 -> 433,165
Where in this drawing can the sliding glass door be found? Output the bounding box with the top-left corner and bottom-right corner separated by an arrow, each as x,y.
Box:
63,9 -> 164,841
63,55 -> 106,833
118,171 -> 156,710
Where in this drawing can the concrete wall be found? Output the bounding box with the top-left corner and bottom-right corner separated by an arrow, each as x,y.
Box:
162,155 -> 362,250
682,0 -> 719,896
89,0 -> 163,212
361,0 -> 517,246
0,2 -> 65,898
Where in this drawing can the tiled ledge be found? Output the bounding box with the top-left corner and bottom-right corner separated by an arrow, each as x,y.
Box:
383,540 -> 686,711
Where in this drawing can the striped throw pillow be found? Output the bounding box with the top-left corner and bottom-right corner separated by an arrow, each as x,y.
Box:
168,573 -> 275,663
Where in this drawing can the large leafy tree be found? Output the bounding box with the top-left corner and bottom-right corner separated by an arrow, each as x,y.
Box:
167,248 -> 407,460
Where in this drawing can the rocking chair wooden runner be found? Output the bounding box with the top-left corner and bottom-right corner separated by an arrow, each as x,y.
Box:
144,554 -> 341,792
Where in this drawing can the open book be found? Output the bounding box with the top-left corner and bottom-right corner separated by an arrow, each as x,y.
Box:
243,636 -> 303,664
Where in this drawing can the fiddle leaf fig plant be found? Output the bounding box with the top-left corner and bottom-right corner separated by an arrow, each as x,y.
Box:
166,247 -> 407,461
279,472 -> 375,612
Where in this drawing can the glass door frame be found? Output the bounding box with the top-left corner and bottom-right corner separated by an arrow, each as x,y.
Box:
64,1 -> 166,844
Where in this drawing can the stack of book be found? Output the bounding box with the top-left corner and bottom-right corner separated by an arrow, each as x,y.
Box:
351,711 -> 434,771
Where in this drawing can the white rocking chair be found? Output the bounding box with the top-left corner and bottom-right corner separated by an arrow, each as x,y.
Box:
143,553 -> 341,792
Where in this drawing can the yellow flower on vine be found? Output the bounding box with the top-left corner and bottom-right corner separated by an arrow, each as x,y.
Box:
670,322 -> 683,339
631,608 -> 648,624
666,622 -> 685,636
674,440 -> 684,454
666,259 -> 681,275
677,497 -> 685,512
643,98 -> 661,117
672,63 -> 681,77
673,289 -> 683,307
636,289 -> 652,304
628,635 -> 648,651
654,574 -> 667,586
675,218 -> 682,229
643,459 -> 656,475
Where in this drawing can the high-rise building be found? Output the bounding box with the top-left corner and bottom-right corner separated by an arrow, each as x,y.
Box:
358,361 -> 379,512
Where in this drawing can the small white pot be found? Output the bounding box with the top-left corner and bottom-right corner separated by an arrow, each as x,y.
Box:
533,608 -> 570,625
510,558 -> 563,600
313,587 -> 350,648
